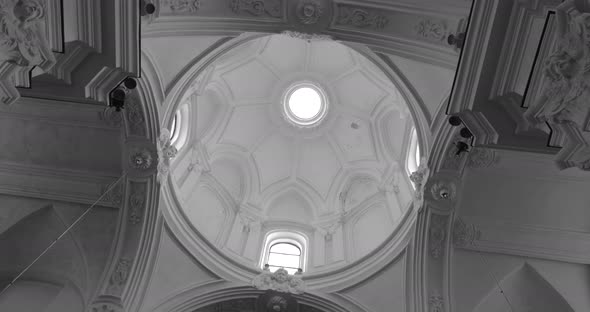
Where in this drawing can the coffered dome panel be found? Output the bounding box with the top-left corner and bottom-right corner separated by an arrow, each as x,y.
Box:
333,71 -> 387,114
253,133 -> 296,192
308,40 -> 356,78
168,34 -> 421,274
221,60 -> 278,100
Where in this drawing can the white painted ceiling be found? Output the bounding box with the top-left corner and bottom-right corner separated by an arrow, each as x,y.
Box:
169,34 -> 416,267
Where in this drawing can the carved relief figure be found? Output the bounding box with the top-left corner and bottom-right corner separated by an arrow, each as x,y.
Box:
529,11 -> 590,127
0,0 -> 48,66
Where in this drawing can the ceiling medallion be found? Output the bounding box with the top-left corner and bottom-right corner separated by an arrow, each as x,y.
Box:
282,82 -> 328,127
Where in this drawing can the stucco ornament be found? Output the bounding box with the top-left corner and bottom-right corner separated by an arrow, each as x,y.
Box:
296,0 -> 323,25
430,180 -> 456,201
130,149 -> 153,170
528,12 -> 590,127
337,6 -> 389,29
409,159 -> 430,210
157,128 -> 178,183
164,0 -> 201,12
0,0 -> 49,66
252,267 -> 307,294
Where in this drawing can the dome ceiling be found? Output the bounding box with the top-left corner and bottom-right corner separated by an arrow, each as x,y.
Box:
169,34 -> 417,271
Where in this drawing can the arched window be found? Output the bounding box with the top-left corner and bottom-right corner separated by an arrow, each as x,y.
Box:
260,232 -> 307,275
170,112 -> 180,144
169,104 -> 189,150
267,243 -> 301,274
406,128 -> 421,175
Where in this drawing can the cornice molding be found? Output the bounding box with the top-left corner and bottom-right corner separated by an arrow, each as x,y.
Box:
447,0 -> 498,114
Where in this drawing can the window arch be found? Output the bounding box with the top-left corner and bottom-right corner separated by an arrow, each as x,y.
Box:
260,231 -> 307,274
406,128 -> 421,176
170,103 -> 189,150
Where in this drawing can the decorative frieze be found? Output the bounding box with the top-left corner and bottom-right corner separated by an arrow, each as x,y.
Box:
252,267 -> 306,294
162,0 -> 201,12
415,19 -> 449,42
336,6 -> 389,30
429,214 -> 449,259
230,0 -> 282,18
295,0 -> 323,25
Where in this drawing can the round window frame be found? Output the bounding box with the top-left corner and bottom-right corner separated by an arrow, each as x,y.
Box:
282,82 -> 328,127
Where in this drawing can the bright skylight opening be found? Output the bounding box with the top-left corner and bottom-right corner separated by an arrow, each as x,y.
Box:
283,82 -> 327,127
288,87 -> 322,120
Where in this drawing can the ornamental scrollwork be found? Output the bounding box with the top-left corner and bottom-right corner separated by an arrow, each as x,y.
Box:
295,0 -> 323,25
415,19 -> 449,41
429,214 -> 448,259
337,6 -> 389,30
252,267 -> 306,294
162,0 -> 201,13
229,0 -> 281,18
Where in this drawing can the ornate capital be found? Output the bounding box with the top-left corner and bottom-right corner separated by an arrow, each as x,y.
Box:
252,268 -> 307,295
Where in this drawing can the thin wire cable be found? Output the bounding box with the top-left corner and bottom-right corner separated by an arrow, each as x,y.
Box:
0,173 -> 127,298
477,250 -> 515,312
